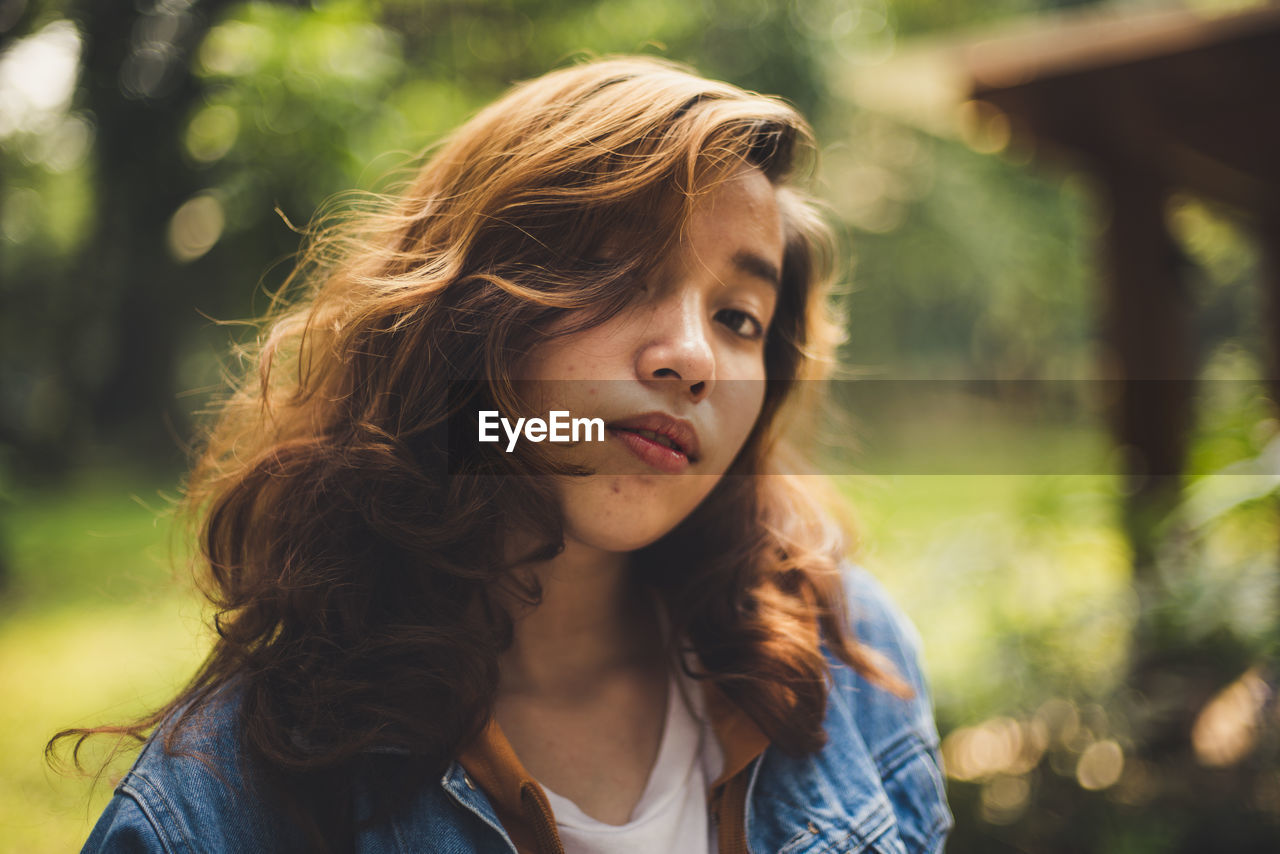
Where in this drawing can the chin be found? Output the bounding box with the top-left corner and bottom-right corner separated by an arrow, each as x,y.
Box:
558,479 -> 700,554
562,510 -> 681,554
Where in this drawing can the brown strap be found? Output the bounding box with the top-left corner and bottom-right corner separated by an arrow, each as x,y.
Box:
714,767 -> 753,854
702,680 -> 770,790
521,782 -> 565,854
458,719 -> 563,854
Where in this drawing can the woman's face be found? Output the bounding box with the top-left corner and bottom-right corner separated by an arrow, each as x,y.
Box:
517,165 -> 785,553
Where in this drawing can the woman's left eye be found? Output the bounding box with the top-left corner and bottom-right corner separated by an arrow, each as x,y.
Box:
716,308 -> 765,340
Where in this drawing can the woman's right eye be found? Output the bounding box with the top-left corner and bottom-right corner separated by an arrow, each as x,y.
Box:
716,308 -> 765,340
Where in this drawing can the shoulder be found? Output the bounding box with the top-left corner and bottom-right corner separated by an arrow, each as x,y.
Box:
832,562 -> 953,849
837,562 -> 938,739
80,686 -> 492,854
826,561 -> 943,754
80,793 -> 166,854
81,684 -> 303,853
746,563 -> 952,852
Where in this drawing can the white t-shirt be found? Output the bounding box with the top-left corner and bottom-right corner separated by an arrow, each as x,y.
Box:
540,666 -> 724,854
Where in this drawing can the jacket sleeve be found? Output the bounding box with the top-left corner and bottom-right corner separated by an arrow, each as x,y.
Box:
81,792 -> 168,854
843,564 -> 940,739
842,563 -> 954,853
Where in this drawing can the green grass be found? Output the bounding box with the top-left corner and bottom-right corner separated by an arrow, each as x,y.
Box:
0,470 -> 212,853
838,472 -> 1132,723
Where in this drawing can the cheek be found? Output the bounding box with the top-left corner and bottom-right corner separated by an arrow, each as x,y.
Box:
514,332 -> 615,414
723,376 -> 768,446
518,323 -> 633,384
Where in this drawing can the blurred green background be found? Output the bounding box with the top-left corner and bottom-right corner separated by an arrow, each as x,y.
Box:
2,0 -> 1277,851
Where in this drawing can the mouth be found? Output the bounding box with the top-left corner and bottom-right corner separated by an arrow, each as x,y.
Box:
606,413 -> 701,473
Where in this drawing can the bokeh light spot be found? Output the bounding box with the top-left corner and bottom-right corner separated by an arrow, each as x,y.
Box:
958,99 -> 1011,154
198,20 -> 272,77
185,103 -> 239,163
1076,739 -> 1124,790
1,186 -> 41,244
1192,666 -> 1268,767
167,193 -> 225,262
981,774 -> 1030,825
0,19 -> 80,137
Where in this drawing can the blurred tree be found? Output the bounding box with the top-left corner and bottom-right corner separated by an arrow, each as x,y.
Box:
62,0 -> 241,463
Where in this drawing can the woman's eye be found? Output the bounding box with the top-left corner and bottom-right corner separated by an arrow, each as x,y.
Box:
716,308 -> 765,340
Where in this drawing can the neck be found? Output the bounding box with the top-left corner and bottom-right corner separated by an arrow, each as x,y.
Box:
496,537 -> 663,698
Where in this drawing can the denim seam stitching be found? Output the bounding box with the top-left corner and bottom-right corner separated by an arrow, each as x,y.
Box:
871,732 -> 953,853
872,728 -> 938,777
120,772 -> 190,854
814,803 -> 896,854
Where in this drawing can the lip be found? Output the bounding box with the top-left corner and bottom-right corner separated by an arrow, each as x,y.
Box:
606,412 -> 701,474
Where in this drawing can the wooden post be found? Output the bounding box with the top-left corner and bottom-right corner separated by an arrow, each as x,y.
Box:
1262,208 -> 1280,437
1098,162 -> 1195,575
1261,208 -> 1280,591
1097,160 -> 1204,754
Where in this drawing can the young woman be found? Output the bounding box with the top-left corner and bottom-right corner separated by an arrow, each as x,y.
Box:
62,57 -> 951,853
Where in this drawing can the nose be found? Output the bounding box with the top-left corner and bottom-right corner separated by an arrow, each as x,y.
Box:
635,291 -> 715,402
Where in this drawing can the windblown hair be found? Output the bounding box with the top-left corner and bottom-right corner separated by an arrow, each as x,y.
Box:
52,56 -> 905,847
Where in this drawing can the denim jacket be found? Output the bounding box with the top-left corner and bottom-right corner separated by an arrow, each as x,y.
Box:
82,565 -> 952,853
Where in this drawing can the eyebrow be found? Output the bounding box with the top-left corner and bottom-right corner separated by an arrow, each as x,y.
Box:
732,250 -> 781,291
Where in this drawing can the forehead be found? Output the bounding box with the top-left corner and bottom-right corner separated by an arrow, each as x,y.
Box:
685,165 -> 784,257
691,164 -> 780,220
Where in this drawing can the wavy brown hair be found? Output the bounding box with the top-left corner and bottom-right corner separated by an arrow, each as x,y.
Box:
51,56 -> 905,847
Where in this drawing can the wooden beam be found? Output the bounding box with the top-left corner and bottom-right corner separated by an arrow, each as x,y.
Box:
1098,160 -> 1195,568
